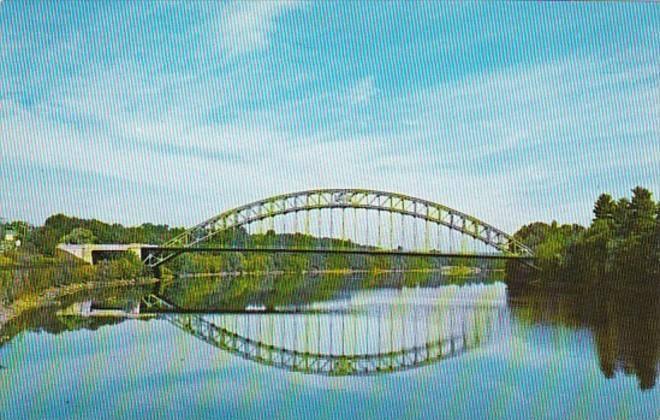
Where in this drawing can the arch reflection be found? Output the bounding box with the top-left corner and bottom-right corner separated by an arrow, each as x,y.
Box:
145,285 -> 511,376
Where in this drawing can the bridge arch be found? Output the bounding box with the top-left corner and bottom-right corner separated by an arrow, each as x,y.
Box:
145,189 -> 532,267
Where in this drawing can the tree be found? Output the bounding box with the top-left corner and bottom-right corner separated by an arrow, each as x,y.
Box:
564,219 -> 613,280
593,194 -> 616,224
61,228 -> 98,245
629,187 -> 656,235
613,198 -> 631,237
506,221 -> 584,281
30,227 -> 61,255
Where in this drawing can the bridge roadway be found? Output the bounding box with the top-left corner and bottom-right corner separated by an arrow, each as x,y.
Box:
57,244 -> 535,266
145,247 -> 535,260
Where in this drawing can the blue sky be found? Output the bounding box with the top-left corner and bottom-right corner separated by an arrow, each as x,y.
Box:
1,2 -> 658,232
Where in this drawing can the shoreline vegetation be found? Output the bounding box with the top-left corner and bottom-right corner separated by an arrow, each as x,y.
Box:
0,186 -> 657,320
0,250 -> 146,309
0,263 -> 487,329
0,210 -> 502,311
506,186 -> 659,289
175,265 -> 492,278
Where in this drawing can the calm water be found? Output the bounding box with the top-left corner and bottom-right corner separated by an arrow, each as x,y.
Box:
0,273 -> 658,419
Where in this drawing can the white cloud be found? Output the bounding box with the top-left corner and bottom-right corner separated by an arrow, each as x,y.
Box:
2,41 -> 658,230
345,76 -> 378,105
215,1 -> 302,56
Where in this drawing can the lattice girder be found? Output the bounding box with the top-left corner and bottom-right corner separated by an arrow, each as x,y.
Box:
146,189 -> 533,267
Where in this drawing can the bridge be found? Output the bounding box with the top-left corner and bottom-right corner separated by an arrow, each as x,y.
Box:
143,189 -> 534,268
57,189 -> 535,269
56,243 -> 156,265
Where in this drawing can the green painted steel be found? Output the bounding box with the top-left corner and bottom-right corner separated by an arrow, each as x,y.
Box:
143,189 -> 534,267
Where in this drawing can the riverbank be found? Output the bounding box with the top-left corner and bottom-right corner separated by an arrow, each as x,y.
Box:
0,277 -> 159,330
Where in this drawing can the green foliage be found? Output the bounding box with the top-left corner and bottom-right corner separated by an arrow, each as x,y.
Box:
0,250 -> 90,304
160,228 -> 444,274
510,186 -> 659,287
564,219 -> 613,279
11,214 -> 186,255
28,226 -> 61,256
0,248 -> 146,305
508,221 -> 583,279
93,252 -> 144,281
629,186 -> 657,234
60,228 -> 98,244
593,193 -> 616,223
613,198 -> 632,237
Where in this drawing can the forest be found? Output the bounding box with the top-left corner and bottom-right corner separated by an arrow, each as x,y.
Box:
508,186 -> 659,287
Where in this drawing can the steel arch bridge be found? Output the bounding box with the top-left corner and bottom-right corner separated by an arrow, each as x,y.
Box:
143,189 -> 534,268
142,294 -> 507,376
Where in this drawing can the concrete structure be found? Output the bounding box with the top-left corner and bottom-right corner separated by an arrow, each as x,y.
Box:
56,243 -> 156,265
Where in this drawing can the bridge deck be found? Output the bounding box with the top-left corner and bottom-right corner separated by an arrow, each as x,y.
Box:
145,247 -> 535,260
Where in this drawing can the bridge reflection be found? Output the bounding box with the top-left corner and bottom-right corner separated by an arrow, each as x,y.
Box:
144,285 -> 510,376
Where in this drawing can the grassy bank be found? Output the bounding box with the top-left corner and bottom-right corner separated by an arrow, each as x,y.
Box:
0,249 -> 147,309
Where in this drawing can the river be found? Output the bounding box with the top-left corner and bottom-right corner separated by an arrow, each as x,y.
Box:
0,272 -> 657,419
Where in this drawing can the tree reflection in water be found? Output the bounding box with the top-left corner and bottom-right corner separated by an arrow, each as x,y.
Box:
509,285 -> 659,390
0,285 -> 155,347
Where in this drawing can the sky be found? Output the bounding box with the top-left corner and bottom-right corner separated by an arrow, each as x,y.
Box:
1,1 -> 658,233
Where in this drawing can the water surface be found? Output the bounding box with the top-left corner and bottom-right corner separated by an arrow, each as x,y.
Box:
0,273 -> 658,419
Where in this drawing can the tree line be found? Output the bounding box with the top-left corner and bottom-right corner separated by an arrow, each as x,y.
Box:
9,214 -> 186,256
0,215 -> 168,305
508,186 -> 659,287
3,214 -> 494,276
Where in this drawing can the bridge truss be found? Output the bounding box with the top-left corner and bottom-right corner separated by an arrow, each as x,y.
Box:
143,189 -> 533,268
